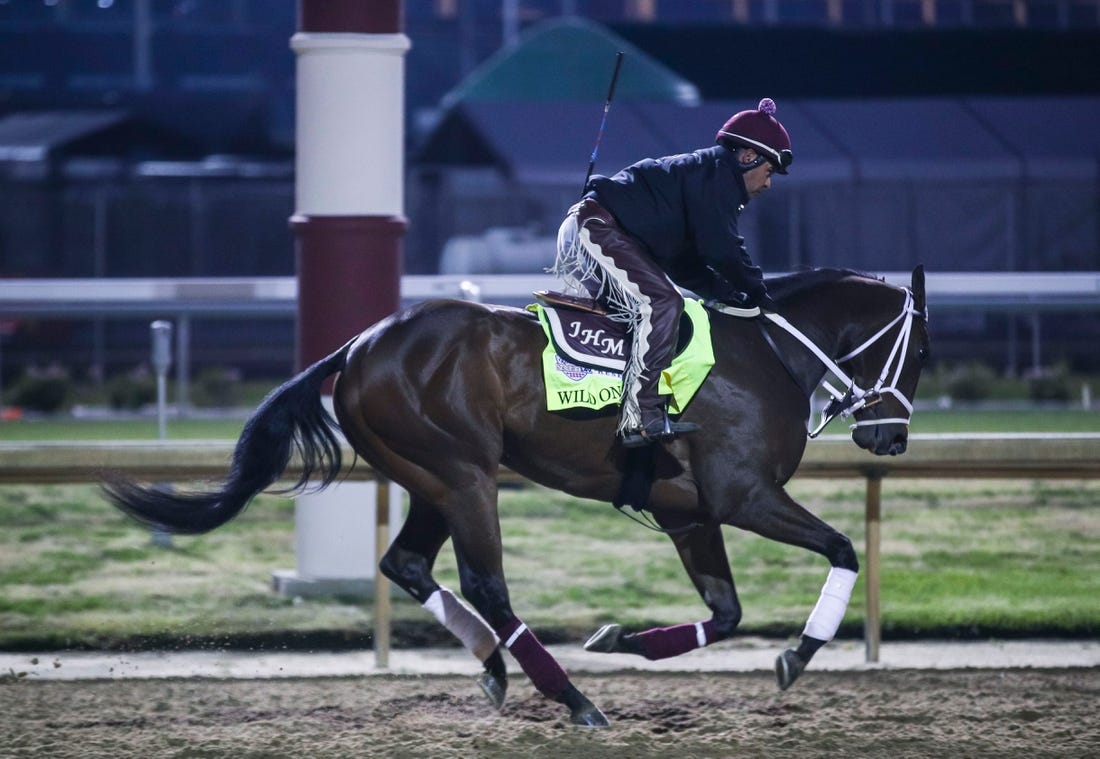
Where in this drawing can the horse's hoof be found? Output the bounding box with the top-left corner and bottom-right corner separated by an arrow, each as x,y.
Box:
571,704 -> 611,728
476,670 -> 507,710
560,683 -> 611,728
775,648 -> 806,691
583,623 -> 623,653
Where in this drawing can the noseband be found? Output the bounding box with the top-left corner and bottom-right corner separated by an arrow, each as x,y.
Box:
760,289 -> 926,438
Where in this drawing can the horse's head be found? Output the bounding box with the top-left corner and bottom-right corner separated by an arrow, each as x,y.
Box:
841,266 -> 930,456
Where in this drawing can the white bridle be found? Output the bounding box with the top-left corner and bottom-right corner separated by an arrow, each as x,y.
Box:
761,289 -> 926,438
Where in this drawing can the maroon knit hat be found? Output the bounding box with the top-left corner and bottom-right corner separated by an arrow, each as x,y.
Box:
716,98 -> 793,174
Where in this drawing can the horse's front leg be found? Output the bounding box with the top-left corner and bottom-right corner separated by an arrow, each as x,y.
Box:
585,522 -> 742,659
727,484 -> 859,691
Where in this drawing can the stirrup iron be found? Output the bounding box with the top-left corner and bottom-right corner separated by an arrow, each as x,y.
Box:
621,413 -> 699,448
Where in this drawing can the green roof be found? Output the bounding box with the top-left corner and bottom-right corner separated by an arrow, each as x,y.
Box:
439,17 -> 700,109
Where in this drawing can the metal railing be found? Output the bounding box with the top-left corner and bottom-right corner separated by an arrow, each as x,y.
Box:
1,271 -> 1098,407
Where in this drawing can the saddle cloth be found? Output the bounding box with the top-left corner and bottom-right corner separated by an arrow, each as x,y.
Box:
530,298 -> 715,414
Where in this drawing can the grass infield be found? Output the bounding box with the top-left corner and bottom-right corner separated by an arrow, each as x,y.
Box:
0,479 -> 1096,651
0,407 -> 1097,650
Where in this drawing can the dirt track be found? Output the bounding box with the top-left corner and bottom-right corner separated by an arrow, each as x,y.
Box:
2,667 -> 1097,758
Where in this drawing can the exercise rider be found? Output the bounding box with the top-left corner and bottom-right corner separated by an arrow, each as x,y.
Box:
552,98 -> 793,447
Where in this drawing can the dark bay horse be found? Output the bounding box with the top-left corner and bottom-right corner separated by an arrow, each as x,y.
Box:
105,266 -> 929,727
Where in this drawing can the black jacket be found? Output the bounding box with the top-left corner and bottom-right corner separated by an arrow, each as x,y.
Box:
586,144 -> 772,308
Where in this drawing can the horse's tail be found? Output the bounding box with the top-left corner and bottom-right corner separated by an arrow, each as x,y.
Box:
103,338 -> 355,535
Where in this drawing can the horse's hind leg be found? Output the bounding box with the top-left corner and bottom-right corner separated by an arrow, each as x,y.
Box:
378,496 -> 508,707
730,485 -> 860,691
585,522 -> 743,659
446,481 -> 609,727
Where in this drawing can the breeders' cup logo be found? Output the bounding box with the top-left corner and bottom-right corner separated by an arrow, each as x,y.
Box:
555,354 -> 590,382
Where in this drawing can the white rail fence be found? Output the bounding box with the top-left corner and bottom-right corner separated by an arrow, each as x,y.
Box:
2,271 -> 1098,408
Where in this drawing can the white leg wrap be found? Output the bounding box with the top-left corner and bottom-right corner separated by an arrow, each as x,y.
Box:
504,622 -> 528,649
802,567 -> 858,642
423,588 -> 500,662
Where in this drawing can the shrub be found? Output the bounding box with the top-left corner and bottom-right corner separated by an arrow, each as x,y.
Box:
1028,364 -> 1073,403
4,366 -> 72,413
107,368 -> 157,410
944,361 -> 997,402
192,367 -> 244,408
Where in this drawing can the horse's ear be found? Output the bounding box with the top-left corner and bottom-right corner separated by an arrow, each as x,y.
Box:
911,264 -> 926,311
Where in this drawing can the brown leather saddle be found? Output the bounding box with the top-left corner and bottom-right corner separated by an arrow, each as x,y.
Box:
533,290 -> 609,316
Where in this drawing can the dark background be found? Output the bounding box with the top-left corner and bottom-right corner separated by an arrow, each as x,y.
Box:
1,0 -> 1097,375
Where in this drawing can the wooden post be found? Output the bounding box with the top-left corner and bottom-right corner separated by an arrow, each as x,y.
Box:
864,472 -> 883,663
374,480 -> 392,668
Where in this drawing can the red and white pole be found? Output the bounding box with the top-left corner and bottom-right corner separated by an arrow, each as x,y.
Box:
275,1 -> 408,601
291,0 -> 408,378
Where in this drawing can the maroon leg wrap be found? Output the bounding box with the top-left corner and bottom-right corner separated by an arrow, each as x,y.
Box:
495,617 -> 570,698
634,620 -> 716,660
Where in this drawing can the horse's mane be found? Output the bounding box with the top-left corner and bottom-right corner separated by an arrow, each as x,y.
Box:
765,268 -> 884,305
